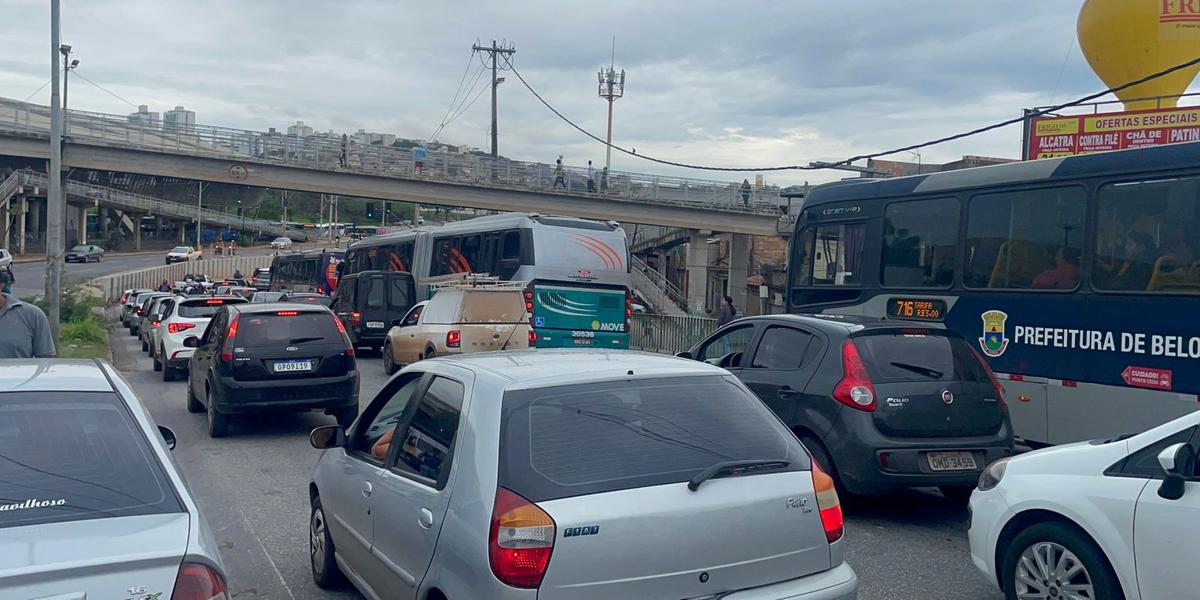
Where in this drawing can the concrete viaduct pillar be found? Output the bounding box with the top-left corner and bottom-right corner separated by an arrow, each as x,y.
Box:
685,230 -> 710,314
728,233 -> 751,315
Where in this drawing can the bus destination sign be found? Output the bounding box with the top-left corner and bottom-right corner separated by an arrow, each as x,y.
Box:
888,298 -> 947,322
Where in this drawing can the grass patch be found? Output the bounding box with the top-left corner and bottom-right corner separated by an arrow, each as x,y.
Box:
23,284 -> 112,360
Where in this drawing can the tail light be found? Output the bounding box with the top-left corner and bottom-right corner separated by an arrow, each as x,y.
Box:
317,286 -> 325,295
625,290 -> 633,329
972,348 -> 1007,411
220,314 -> 240,362
168,322 -> 196,335
489,487 -> 555,589
811,462 -> 844,543
332,315 -> 355,357
150,320 -> 161,328
206,299 -> 225,305
446,330 -> 461,348
350,311 -> 362,328
171,562 -> 229,600
833,339 -> 876,412
136,307 -> 145,316
276,310 -> 299,316
523,284 -> 535,314
120,293 -> 129,303
528,330 -> 537,347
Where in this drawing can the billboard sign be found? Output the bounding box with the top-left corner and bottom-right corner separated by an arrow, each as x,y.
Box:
1027,105 -> 1200,159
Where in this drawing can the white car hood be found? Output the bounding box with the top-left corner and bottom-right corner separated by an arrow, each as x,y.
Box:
0,512 -> 190,599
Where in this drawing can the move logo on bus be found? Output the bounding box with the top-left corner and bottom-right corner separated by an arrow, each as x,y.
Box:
979,310 -> 1010,358
591,320 -> 625,332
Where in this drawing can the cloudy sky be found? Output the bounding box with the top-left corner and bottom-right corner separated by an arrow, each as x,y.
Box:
0,1 -> 1131,185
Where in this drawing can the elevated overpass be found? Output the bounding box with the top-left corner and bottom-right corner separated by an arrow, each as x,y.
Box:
0,97 -> 788,236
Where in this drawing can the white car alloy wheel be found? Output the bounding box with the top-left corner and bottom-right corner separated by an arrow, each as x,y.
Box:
1014,542 -> 1095,600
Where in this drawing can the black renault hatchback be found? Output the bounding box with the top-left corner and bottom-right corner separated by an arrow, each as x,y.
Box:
184,303 -> 359,437
682,314 -> 1013,499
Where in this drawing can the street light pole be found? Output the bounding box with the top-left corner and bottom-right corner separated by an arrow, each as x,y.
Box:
46,0 -> 64,338
196,182 -> 204,250
597,39 -> 625,173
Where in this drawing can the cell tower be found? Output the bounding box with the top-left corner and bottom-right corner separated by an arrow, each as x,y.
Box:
597,38 -> 626,172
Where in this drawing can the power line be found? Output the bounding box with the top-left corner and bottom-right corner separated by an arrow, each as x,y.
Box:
70,69 -> 139,109
443,82 -> 490,128
502,52 -> 1200,172
430,50 -> 480,141
430,63 -> 487,142
22,80 -> 50,102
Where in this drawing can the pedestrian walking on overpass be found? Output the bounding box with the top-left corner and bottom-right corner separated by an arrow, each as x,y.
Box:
0,291 -> 56,358
553,157 -> 567,189
600,166 -> 609,193
587,160 -> 596,193
741,179 -> 752,206
340,134 -> 349,168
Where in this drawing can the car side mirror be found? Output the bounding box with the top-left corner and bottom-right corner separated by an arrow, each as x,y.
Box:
675,350 -> 694,360
1158,442 -> 1195,500
158,425 -> 177,451
183,336 -> 200,348
310,425 -> 346,449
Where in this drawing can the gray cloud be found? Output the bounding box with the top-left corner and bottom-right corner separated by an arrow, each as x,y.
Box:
0,0 -> 1158,185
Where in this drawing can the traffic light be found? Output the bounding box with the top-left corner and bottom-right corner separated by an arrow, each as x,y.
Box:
366,202 -> 375,218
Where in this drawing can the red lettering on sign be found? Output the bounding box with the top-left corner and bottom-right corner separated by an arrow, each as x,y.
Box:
1121,366 -> 1173,391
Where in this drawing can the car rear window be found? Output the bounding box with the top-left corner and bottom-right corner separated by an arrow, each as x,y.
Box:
853,331 -> 991,384
0,391 -> 183,529
235,311 -> 343,346
498,376 -> 808,502
178,298 -> 247,318
171,246 -> 190,253
460,292 -> 525,323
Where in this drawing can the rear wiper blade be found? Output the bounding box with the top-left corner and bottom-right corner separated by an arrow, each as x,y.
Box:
288,336 -> 324,344
688,459 -> 791,492
889,361 -> 944,379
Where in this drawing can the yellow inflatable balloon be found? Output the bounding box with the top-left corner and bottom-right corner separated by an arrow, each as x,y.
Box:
1078,0 -> 1200,110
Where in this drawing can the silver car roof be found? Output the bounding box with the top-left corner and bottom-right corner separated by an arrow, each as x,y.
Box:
0,359 -> 115,392
438,349 -> 727,390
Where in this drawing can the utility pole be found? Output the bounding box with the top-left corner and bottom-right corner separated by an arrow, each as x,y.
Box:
281,190 -> 287,234
472,40 -> 515,160
597,37 -> 625,173
46,0 -> 63,338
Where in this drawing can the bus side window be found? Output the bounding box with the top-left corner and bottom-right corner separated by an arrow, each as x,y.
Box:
965,187 -> 1086,290
880,197 -> 958,288
1095,176 -> 1200,293
811,222 -> 865,286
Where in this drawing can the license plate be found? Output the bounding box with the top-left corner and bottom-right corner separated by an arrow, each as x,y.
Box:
571,338 -> 594,346
366,321 -> 386,329
273,359 -> 313,373
927,452 -> 978,472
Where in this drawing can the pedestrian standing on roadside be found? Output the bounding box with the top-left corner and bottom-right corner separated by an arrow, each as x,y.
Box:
586,160 -> 596,192
0,267 -> 13,294
340,134 -> 349,168
717,295 -> 737,355
230,239 -> 237,256
0,290 -> 56,358
740,179 -> 752,206
553,157 -> 567,189
158,280 -> 172,293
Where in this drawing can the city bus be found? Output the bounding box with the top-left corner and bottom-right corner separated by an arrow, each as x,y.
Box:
341,213 -> 632,348
788,141 -> 1200,446
268,249 -> 345,295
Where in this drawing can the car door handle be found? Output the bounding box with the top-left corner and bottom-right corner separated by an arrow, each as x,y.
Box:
361,482 -> 373,498
418,508 -> 434,529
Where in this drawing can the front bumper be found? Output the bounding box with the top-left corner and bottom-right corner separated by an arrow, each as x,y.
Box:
825,410 -> 1014,495
213,373 -> 358,413
967,489 -> 1013,590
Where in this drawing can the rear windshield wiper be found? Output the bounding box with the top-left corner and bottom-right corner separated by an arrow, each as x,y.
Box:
688,459 -> 791,491
889,361 -> 944,379
288,336 -> 324,344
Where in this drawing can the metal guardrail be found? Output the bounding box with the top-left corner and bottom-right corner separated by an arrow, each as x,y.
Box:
629,313 -> 715,355
0,97 -> 784,215
630,255 -> 688,316
16,170 -> 304,240
87,255 -> 273,302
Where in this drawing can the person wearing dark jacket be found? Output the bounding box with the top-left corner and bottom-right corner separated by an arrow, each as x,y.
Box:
717,295 -> 737,326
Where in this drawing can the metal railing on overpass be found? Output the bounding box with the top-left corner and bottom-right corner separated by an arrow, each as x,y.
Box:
0,97 -> 784,216
629,313 -> 716,355
13,170 -> 305,241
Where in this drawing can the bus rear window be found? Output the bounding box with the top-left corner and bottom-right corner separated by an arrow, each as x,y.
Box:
852,332 -> 991,384
0,391 -> 182,529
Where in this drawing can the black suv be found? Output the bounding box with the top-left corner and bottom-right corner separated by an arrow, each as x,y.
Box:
184,303 -> 359,437
331,270 -> 416,351
683,314 -> 1013,499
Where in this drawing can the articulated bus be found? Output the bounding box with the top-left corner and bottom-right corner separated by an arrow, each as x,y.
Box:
341,213 -> 632,348
788,142 -> 1200,446
269,249 -> 345,295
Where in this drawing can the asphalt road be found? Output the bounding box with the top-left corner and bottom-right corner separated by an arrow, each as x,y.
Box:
109,320 -> 1004,600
